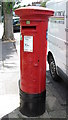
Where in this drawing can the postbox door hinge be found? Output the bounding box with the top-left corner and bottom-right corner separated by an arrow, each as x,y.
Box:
20,33 -> 22,40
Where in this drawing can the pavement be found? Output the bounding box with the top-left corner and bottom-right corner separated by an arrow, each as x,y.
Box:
0,41 -> 20,119
0,23 -> 67,119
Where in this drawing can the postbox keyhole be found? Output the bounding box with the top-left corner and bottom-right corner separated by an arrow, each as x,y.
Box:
38,60 -> 39,63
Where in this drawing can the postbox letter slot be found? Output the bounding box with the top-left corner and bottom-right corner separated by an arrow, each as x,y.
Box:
22,26 -> 36,30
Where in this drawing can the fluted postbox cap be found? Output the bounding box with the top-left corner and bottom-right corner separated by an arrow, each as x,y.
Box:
15,6 -> 54,19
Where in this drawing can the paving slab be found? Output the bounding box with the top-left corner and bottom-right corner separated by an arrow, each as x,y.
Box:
46,96 -> 65,111
49,109 -> 66,118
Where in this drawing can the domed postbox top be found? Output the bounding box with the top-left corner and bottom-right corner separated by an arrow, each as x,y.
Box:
15,6 -> 54,19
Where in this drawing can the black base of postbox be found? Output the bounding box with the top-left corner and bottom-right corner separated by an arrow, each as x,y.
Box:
19,89 -> 46,117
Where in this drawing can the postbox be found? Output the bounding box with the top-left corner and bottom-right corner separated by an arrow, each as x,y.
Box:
15,6 -> 54,117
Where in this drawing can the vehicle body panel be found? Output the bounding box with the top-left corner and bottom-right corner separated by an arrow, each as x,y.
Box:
46,0 -> 68,80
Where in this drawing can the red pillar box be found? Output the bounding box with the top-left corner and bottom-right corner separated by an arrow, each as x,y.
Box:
15,6 -> 54,117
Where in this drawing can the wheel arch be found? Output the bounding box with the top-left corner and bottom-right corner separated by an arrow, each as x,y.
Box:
47,51 -> 54,64
47,51 -> 59,80
47,51 -> 59,74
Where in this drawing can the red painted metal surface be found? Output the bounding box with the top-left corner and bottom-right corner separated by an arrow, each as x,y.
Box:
15,7 -> 54,94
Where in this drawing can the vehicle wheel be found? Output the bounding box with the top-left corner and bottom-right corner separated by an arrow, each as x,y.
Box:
49,57 -> 59,81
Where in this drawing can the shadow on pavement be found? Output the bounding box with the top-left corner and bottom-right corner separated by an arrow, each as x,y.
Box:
1,107 -> 48,119
1,107 -> 20,120
2,42 -> 16,61
0,41 -> 18,70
